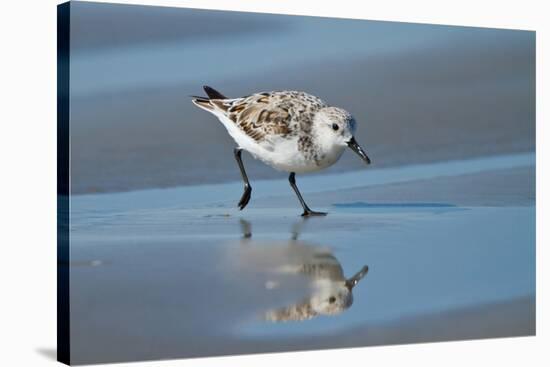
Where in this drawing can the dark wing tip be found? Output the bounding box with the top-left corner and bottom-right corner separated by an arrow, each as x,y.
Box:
191,97 -> 214,110
189,95 -> 209,101
203,85 -> 227,100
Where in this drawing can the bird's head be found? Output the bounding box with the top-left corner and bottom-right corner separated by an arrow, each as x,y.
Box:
314,107 -> 371,165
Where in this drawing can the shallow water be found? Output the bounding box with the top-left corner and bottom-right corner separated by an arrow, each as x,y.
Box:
69,207 -> 534,364
67,156 -> 535,364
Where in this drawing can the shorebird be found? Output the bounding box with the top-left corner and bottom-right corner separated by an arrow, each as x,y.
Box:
192,86 -> 371,216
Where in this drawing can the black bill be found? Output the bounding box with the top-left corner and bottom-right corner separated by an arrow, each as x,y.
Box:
347,137 -> 371,164
345,265 -> 369,290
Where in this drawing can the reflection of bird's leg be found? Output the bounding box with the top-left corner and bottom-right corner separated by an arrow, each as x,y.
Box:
290,219 -> 306,241
288,172 -> 327,217
234,148 -> 252,210
239,219 -> 252,241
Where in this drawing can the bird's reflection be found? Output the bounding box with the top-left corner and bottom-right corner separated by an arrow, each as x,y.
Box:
237,219 -> 369,322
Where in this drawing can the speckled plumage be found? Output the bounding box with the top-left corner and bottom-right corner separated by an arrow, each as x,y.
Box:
191,86 -> 370,215
193,88 -> 356,172
222,91 -> 326,142
195,91 -> 324,138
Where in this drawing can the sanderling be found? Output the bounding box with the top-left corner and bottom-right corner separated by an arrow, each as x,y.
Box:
192,86 -> 371,216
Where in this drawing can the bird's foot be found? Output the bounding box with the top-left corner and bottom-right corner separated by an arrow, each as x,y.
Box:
301,210 -> 327,217
238,185 -> 252,210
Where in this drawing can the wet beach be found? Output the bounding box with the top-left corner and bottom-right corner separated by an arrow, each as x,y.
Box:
67,155 -> 535,364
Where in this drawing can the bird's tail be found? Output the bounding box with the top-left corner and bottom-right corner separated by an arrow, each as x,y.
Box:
191,85 -> 228,111
203,85 -> 227,99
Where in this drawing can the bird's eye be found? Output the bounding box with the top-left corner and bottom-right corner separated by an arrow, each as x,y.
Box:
332,123 -> 339,131
328,296 -> 336,303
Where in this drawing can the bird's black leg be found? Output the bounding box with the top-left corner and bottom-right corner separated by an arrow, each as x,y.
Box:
288,172 -> 327,217
234,148 -> 252,210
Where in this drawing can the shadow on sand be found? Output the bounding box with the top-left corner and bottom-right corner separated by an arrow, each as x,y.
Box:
36,348 -> 56,361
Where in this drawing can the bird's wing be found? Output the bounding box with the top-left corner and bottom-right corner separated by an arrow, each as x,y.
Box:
210,93 -> 294,143
193,90 -> 326,146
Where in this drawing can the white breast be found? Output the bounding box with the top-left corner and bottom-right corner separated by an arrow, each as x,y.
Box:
214,114 -> 344,173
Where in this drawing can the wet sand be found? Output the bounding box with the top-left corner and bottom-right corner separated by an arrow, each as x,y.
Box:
67,154 -> 535,365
